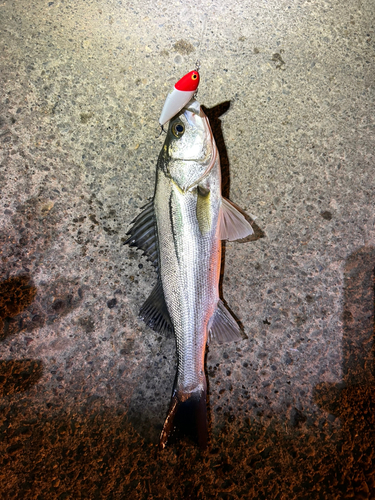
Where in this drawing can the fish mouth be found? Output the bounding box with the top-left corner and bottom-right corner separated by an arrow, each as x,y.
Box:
179,107 -> 217,190
171,104 -> 216,165
165,101 -> 218,192
184,100 -> 202,119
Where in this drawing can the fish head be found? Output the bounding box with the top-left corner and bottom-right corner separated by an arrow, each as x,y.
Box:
160,101 -> 217,191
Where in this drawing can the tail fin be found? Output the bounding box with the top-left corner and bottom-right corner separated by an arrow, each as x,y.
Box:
159,388 -> 208,450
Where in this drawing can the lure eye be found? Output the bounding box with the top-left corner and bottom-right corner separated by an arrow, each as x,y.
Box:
172,122 -> 185,138
191,73 -> 198,80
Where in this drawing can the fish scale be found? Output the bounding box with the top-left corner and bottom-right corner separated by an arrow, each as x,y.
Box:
156,178 -> 220,394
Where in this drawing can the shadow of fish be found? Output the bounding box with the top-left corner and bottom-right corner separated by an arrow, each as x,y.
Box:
125,101 -> 253,449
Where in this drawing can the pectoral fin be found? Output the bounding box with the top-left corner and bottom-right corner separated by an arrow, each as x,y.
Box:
207,300 -> 246,344
196,185 -> 212,236
218,197 -> 254,241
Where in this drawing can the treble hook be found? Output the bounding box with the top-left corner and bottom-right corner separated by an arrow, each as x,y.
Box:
155,124 -> 167,139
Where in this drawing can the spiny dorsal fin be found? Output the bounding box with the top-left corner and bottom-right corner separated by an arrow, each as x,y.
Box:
124,200 -> 159,268
207,300 -> 246,345
139,278 -> 173,335
218,197 -> 254,241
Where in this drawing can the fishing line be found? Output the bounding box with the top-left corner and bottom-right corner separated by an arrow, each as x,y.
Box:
194,12 -> 208,96
155,11 -> 209,138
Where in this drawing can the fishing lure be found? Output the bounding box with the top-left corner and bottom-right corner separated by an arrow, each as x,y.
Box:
159,69 -> 200,126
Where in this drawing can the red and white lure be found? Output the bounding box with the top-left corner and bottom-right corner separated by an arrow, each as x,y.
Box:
159,68 -> 200,126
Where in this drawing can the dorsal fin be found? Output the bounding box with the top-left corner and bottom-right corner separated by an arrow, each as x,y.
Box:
218,197 -> 254,241
125,202 -> 172,334
139,278 -> 173,335
207,300 -> 246,344
124,200 -> 159,268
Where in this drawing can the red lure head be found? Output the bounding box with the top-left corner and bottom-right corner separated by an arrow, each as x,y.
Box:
174,70 -> 200,92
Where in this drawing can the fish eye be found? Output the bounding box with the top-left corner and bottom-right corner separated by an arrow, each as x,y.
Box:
192,73 -> 198,80
171,122 -> 185,138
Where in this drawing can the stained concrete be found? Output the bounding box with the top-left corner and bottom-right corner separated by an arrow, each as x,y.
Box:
0,0 -> 374,498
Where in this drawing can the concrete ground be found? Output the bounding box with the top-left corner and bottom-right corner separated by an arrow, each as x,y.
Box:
0,0 -> 374,498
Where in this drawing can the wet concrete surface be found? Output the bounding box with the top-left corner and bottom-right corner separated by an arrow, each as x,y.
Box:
0,0 -> 374,498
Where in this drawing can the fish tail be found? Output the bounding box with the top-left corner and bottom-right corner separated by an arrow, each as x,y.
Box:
159,387 -> 208,450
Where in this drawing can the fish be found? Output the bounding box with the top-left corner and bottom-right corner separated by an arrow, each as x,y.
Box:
125,100 -> 253,449
159,70 -> 200,126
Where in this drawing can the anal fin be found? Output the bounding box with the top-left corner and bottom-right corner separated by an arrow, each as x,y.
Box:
208,299 -> 246,345
218,197 -> 254,241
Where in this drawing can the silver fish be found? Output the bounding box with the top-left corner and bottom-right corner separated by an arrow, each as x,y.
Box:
125,101 -> 253,449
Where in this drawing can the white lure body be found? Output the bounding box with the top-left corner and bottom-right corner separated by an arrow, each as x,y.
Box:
159,70 -> 200,126
159,88 -> 195,126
